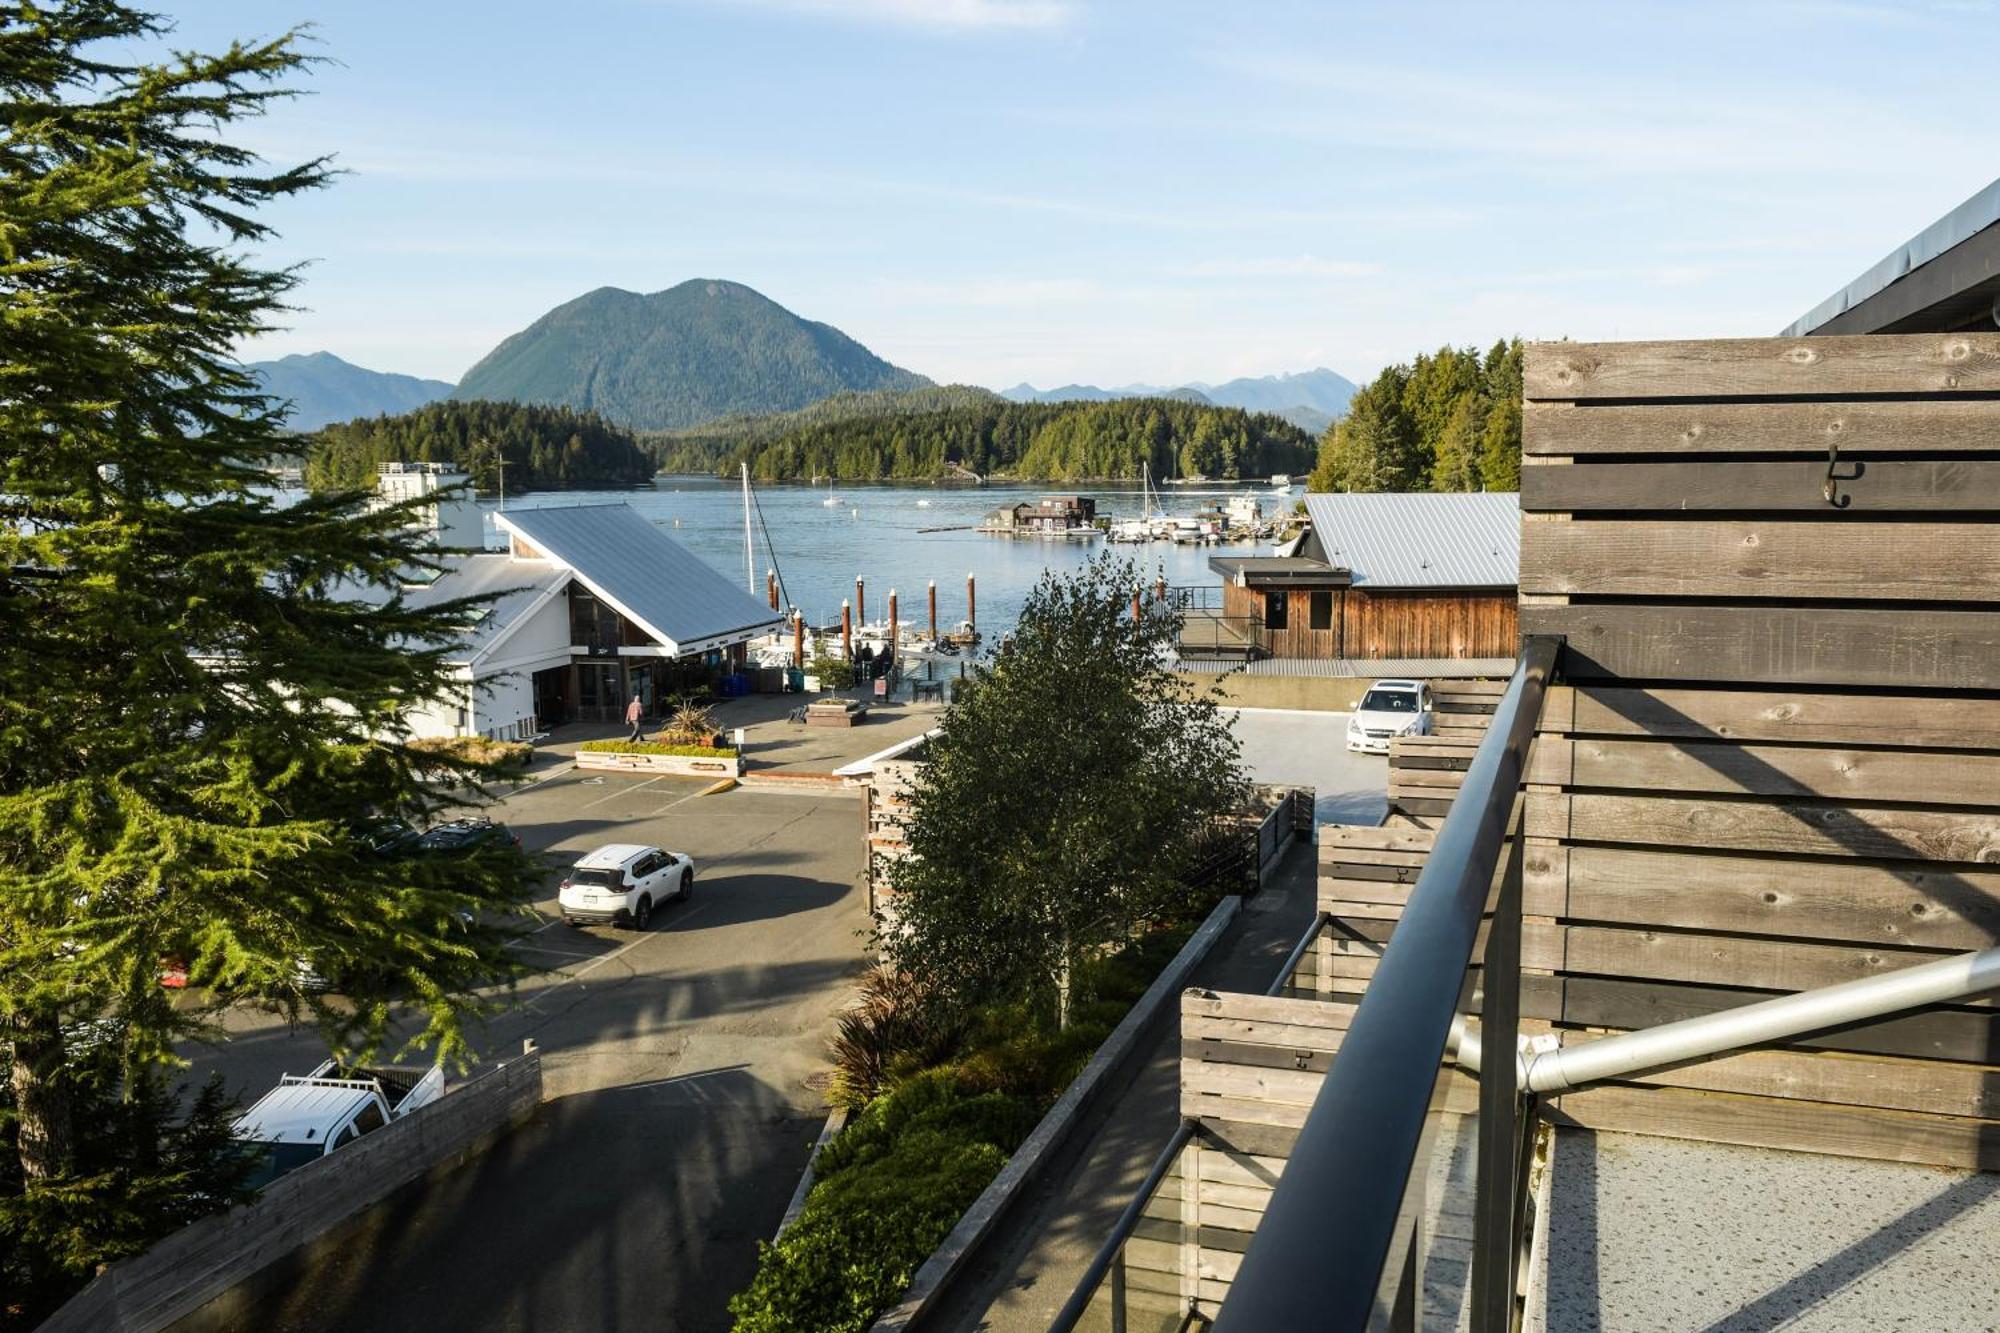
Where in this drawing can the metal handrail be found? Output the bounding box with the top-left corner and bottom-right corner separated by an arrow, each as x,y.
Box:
1208,635 -> 1559,1332
1048,911 -> 1332,1333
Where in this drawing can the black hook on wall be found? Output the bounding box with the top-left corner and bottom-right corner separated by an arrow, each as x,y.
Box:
1823,442 -> 1856,509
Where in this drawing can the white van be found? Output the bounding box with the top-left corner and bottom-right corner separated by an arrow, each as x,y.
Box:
558,843 -> 694,930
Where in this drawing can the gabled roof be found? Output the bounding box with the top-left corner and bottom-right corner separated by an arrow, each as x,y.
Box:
396,553 -> 568,666
1300,492 -> 1519,590
494,504 -> 784,654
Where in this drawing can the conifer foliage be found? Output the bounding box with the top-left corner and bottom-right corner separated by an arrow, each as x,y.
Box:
0,6 -> 537,1315
1308,339 -> 1523,493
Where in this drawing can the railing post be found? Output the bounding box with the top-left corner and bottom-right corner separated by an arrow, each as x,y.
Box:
1471,827 -> 1527,1330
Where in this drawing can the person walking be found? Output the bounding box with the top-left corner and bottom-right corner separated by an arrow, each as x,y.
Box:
625,694 -> 644,741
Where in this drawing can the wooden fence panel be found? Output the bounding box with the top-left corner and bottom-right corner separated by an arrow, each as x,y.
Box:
1514,334 -> 2000,1167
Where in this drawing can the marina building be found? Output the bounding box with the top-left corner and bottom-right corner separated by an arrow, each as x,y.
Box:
376,477 -> 784,739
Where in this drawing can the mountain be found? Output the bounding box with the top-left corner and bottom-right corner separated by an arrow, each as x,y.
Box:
1001,367 -> 1357,425
246,352 -> 454,432
453,279 -> 931,431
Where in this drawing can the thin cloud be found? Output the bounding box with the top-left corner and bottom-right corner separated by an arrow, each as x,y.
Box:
1186,256 -> 1382,279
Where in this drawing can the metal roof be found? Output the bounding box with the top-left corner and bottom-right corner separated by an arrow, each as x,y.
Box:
1300,492 -> 1518,590
1209,555 -> 1351,587
1783,176 -> 2000,337
494,504 -> 785,654
397,554 -> 567,665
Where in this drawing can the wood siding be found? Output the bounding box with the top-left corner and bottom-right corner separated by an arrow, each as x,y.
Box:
1218,581 -> 1517,660
1517,335 -> 2000,1169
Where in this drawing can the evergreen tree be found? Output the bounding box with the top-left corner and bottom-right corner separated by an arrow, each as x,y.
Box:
1307,340 -> 1524,493
0,4 -> 537,1305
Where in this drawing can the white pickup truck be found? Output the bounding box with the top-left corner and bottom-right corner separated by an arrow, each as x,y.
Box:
233,1059 -> 445,1189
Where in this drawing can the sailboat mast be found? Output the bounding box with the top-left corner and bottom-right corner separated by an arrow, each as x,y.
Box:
741,463 -> 755,595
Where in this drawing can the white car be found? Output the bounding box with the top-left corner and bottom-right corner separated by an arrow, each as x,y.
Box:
558,843 -> 694,930
1346,679 -> 1434,754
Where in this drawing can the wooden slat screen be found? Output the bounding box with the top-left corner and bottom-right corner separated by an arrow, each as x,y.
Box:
1519,336 -> 2000,1169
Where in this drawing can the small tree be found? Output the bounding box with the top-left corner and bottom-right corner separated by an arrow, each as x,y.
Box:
877,556 -> 1246,1028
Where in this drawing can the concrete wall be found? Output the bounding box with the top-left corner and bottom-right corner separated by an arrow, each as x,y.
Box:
1204,672 -> 1374,712
43,1054 -> 543,1333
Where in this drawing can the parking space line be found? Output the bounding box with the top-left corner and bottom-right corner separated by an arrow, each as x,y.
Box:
565,903 -> 712,981
578,775 -> 670,810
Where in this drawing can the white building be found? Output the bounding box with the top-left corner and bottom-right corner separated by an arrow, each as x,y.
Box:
374,479 -> 785,740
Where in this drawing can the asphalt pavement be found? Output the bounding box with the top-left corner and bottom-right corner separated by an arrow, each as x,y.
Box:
189,768 -> 869,1333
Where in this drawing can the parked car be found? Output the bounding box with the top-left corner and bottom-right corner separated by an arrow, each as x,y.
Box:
416,817 -> 521,855
358,817 -> 423,857
1347,679 -> 1434,754
559,843 -> 693,930
232,1058 -> 445,1189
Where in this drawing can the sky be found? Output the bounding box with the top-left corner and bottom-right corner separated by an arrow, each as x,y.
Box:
161,0 -> 2000,390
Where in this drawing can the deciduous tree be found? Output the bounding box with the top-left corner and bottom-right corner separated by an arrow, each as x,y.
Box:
877,556 -> 1246,1028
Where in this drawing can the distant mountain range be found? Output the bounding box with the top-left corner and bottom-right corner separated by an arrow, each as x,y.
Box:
245,352 -> 454,432
451,279 -> 930,431
1000,367 -> 1356,434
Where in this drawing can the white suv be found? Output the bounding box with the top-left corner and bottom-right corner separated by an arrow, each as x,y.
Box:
558,844 -> 693,930
1347,679 -> 1434,754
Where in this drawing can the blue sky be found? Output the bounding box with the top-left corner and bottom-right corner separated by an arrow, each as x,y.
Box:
167,0 -> 1997,389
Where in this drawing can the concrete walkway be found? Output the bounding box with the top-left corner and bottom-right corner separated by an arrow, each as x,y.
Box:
922,840 -> 1321,1332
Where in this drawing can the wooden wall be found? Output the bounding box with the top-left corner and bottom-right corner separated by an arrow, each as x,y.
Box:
1218,582 -> 1517,660
1518,334 -> 2000,1169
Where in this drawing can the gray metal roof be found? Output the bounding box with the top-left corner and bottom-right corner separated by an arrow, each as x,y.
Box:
398,554 -> 566,665
1300,492 -> 1518,589
1782,176 -> 2000,337
1209,555 -> 1350,586
495,504 -> 784,654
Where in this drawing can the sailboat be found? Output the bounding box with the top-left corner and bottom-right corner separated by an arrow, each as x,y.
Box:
1111,461 -> 1172,542
820,477 -> 840,507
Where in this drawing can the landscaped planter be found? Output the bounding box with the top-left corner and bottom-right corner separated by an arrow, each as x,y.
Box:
574,747 -> 741,778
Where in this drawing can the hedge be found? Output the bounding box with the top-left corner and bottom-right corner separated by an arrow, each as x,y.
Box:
575,740 -> 739,758
727,924 -> 1195,1332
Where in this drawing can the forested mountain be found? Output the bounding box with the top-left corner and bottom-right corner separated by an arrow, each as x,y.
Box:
648,383 -> 1002,457
306,400 -> 654,491
245,351 -> 453,431
1308,340 -> 1522,494
1002,367 -> 1357,422
651,396 -> 1314,482
452,280 -> 930,430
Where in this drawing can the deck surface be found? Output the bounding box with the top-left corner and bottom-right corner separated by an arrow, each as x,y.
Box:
1529,1128 -> 2000,1332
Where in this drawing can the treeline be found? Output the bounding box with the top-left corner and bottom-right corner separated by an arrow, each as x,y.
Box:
305,400 -> 655,491
1308,339 -> 1522,493
652,396 -> 1315,482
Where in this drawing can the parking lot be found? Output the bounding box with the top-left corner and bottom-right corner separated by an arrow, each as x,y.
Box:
193,769 -> 869,1333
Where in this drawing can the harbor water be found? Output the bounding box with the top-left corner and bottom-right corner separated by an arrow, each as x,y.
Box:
480,477 -> 1298,636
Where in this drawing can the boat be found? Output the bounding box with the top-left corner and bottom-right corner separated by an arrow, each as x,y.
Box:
1112,462 -> 1173,542
820,478 -> 840,507
916,499 -> 932,508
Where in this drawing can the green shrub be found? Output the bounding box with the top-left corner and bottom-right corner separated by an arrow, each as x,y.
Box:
576,740 -> 738,758
810,654 -> 856,689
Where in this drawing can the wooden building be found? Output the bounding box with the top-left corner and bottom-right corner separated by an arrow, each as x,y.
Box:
981,493 -> 1097,535
1206,491 -> 1518,660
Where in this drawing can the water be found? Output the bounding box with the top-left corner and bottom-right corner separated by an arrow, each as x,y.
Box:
478,477 -> 1291,635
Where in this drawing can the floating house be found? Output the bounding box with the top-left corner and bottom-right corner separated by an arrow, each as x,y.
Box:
981,494 -> 1098,536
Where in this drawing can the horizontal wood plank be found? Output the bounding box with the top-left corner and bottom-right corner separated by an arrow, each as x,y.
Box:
1545,1082 -> 2000,1171
1542,685 -> 2000,750
1522,922 -> 1974,1001
1522,843 -> 2000,951
1523,398 -> 2000,455
1524,336 -> 2000,402
1521,520 -> 2000,602
1524,604 -> 2000,690
1526,736 -> 2000,806
1522,458 -> 2000,512
1528,791 -> 2000,862
1522,974 -> 2000,1064
1568,1036 -> 2000,1119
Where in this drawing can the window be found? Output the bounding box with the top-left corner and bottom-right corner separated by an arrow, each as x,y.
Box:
1309,590 -> 1333,631
631,854 -> 658,878
567,867 -> 621,887
352,1102 -> 386,1137
1264,590 -> 1288,630
1359,689 -> 1420,714
329,1123 -> 356,1151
